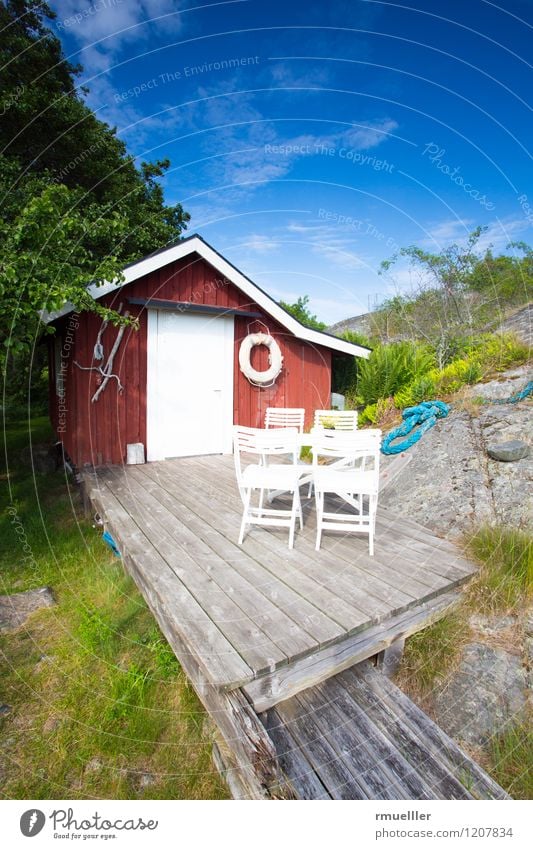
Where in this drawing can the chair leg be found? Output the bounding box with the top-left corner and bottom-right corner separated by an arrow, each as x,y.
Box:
315,490 -> 323,550
258,488 -> 265,516
288,490 -> 298,549
368,495 -> 377,555
295,485 -> 304,529
238,488 -> 252,545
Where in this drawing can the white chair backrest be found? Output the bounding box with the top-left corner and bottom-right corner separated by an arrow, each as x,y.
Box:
314,409 -> 358,431
265,407 -> 305,432
233,425 -> 299,483
311,429 -> 381,471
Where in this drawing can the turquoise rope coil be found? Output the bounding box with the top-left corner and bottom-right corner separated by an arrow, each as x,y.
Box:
381,400 -> 450,455
485,380 -> 533,405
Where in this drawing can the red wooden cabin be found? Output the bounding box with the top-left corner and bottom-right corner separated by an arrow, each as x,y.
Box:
45,235 -> 369,468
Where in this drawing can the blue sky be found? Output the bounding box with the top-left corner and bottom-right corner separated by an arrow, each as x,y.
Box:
51,0 -> 532,324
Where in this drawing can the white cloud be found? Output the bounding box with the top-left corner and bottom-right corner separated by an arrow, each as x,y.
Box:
342,119 -> 400,150
55,0 -> 182,57
241,234 -> 281,253
268,61 -> 332,89
53,0 -> 184,130
420,215 -> 532,255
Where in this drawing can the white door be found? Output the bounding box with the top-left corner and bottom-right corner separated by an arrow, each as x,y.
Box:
146,310 -> 234,460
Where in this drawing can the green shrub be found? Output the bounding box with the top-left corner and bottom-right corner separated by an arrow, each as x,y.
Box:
430,358 -> 483,395
465,332 -> 529,373
394,374 -> 438,408
359,403 -> 378,425
356,341 -> 436,406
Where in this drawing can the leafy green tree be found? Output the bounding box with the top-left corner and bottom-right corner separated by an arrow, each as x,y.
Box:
279,295 -> 327,330
0,0 -> 190,400
377,228 -> 532,366
468,243 -> 533,303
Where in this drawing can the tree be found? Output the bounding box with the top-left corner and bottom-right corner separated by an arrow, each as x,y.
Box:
0,0 -> 190,398
468,242 -> 533,304
279,295 -> 327,331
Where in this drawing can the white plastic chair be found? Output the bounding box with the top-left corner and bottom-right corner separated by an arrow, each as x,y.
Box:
308,410 -> 357,498
265,407 -> 305,432
312,429 -> 382,555
314,409 -> 358,431
233,426 -> 304,549
265,407 -> 310,498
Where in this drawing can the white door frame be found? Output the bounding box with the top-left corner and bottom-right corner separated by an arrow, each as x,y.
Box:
146,309 -> 234,461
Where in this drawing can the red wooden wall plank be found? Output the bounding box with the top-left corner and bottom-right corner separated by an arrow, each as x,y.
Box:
53,253 -> 334,466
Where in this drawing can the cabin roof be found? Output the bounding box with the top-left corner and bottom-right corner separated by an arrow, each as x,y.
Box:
43,233 -> 371,359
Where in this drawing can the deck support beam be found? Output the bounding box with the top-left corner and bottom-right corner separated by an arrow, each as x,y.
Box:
243,592 -> 460,712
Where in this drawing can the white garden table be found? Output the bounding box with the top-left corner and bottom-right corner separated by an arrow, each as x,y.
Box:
266,429 -> 380,502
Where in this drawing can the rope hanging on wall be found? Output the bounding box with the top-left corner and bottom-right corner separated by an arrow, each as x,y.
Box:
74,303 -> 129,402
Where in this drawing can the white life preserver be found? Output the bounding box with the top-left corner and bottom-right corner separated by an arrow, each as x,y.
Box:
239,333 -> 283,386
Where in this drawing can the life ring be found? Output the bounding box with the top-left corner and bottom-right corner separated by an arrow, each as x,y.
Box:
239,333 -> 283,386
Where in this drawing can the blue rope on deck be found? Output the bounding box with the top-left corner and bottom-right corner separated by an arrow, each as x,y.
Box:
381,400 -> 450,455
482,380 -> 533,405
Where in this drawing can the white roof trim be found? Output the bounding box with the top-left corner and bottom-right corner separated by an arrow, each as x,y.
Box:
42,235 -> 370,359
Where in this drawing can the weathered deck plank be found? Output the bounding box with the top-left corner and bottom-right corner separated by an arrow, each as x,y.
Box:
84,475 -> 253,688
129,465 -> 346,646
157,459 -> 420,613
141,461 -> 402,620
103,468 -> 291,674
243,591 -> 460,711
83,455 -> 477,698
264,661 -> 510,800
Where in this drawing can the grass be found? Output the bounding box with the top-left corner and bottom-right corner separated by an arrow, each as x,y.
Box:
488,720 -> 533,800
0,417 -> 228,799
396,522 -> 532,798
465,525 -> 533,614
395,608 -> 470,700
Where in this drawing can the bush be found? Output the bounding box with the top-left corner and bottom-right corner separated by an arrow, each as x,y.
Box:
359,403 -> 378,425
356,341 -> 435,406
472,333 -> 530,372
359,398 -> 397,426
355,330 -> 528,412
394,374 -> 437,408
464,332 -> 529,373
430,358 -> 483,395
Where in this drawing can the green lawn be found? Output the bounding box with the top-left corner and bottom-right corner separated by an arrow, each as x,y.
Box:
396,523 -> 532,800
0,417 -> 228,799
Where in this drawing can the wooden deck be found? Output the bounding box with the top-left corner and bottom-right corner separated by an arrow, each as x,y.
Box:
263,661 -> 509,800
83,454 -> 477,711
